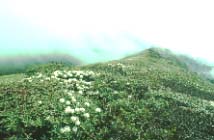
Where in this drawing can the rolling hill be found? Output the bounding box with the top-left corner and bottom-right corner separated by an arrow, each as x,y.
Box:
0,48 -> 214,140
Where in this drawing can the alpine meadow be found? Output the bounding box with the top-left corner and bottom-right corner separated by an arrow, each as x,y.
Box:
0,48 -> 214,140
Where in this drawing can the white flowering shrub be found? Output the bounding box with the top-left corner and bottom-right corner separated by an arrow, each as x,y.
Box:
0,69 -> 106,140
27,70 -> 104,139
107,63 -> 127,74
50,70 -> 97,94
45,89 -> 103,139
108,63 -> 126,69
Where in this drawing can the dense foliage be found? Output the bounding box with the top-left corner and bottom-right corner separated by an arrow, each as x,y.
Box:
0,48 -> 214,140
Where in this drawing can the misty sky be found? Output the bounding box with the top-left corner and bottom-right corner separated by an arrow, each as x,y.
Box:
0,0 -> 214,64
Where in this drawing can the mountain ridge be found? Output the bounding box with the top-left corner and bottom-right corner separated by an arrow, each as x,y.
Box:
124,47 -> 214,80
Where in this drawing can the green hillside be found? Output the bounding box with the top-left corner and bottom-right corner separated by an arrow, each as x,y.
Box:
0,48 -> 214,140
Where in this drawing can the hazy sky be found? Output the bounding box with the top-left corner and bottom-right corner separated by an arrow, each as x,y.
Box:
0,0 -> 214,64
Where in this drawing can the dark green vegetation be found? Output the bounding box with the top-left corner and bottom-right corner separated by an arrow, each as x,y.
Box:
0,48 -> 214,140
0,54 -> 81,75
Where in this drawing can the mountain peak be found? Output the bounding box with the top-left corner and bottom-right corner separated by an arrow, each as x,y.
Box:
123,47 -> 214,80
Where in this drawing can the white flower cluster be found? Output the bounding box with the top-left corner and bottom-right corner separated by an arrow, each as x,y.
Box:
51,70 -> 98,95
52,70 -> 96,80
24,77 -> 33,82
116,63 -> 126,68
22,70 -> 99,96
108,63 -> 126,70
38,100 -> 42,104
60,125 -> 78,133
23,73 -> 51,83
60,126 -> 71,133
210,101 -> 214,107
95,108 -> 102,112
59,90 -> 102,134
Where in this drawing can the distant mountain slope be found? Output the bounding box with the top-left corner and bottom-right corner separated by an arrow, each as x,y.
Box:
178,55 -> 214,79
154,48 -> 214,80
0,53 -> 82,75
125,47 -> 214,80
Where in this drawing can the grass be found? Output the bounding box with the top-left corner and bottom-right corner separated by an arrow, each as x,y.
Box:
0,74 -> 25,84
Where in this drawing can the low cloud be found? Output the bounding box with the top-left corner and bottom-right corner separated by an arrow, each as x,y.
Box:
0,54 -> 81,75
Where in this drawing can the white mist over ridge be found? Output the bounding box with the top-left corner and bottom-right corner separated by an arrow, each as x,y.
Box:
211,68 -> 214,77
0,0 -> 214,65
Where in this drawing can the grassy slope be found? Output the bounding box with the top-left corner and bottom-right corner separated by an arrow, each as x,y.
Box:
0,48 -> 214,140
85,48 -> 214,100
0,74 -> 25,83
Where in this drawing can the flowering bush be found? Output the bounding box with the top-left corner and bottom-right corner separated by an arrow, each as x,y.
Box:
47,89 -> 103,139
0,69 -> 105,140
